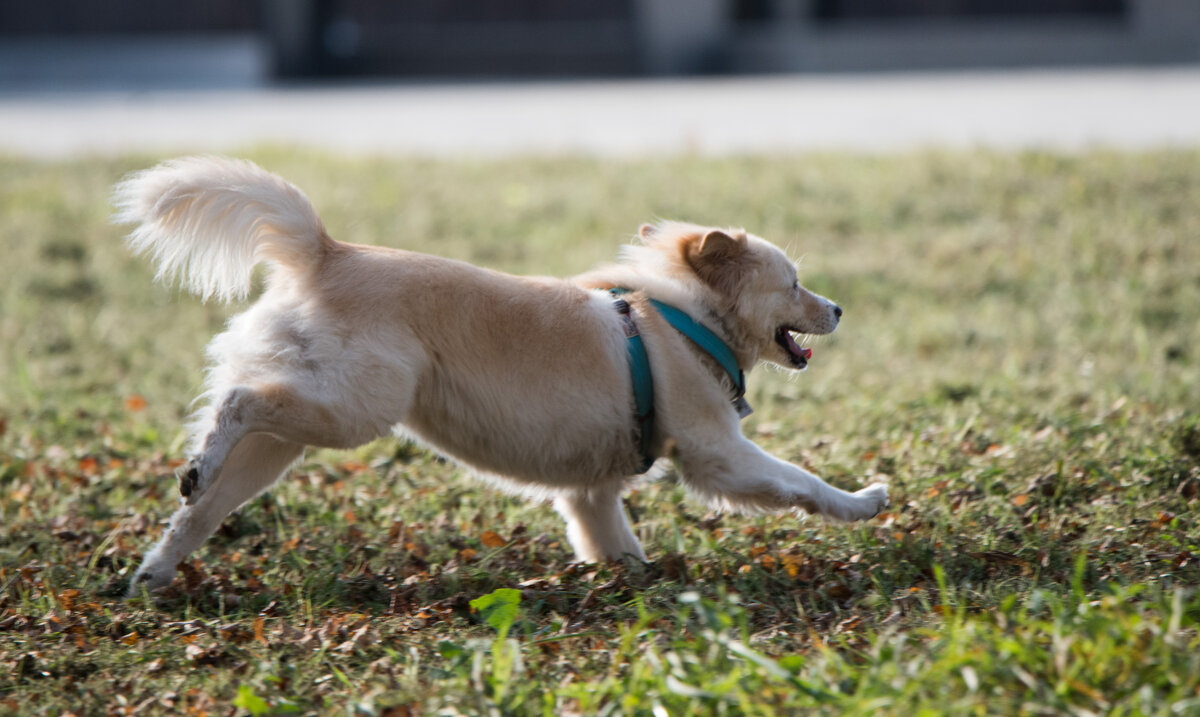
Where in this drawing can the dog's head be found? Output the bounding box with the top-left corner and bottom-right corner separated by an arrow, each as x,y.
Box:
640,221 -> 841,370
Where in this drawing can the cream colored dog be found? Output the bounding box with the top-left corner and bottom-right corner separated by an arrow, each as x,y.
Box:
115,156 -> 888,594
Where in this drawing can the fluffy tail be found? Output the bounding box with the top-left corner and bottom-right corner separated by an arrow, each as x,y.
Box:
112,156 -> 327,302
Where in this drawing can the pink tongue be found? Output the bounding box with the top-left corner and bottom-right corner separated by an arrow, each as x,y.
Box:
784,332 -> 813,360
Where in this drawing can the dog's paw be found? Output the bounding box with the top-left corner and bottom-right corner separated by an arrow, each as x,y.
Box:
810,482 -> 889,522
853,483 -> 889,519
126,567 -> 171,598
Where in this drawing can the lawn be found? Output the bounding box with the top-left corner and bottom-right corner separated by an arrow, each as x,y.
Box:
1,150 -> 1198,715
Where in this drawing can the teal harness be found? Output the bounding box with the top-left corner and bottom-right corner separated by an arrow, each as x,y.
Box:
609,289 -> 752,474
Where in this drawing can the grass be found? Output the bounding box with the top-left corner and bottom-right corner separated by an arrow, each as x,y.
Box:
1,149 -> 1199,715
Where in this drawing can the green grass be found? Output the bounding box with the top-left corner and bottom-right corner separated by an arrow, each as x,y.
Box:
1,150 -> 1198,715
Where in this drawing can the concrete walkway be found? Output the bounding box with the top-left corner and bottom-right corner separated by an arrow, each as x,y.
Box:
2,38 -> 1198,157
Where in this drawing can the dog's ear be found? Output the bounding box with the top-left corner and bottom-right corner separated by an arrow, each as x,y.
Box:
682,229 -> 748,295
638,223 -> 656,241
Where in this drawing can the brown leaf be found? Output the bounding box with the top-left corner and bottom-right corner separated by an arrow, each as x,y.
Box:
43,612 -> 67,634
218,623 -> 252,643
179,560 -> 206,591
124,394 -> 147,412
825,583 -> 851,599
480,531 -> 507,549
57,588 -> 81,613
781,554 -> 804,579
1179,478 -> 1199,500
656,552 -> 689,583
339,460 -> 369,475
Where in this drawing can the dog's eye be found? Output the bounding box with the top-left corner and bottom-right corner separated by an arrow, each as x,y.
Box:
791,279 -> 800,292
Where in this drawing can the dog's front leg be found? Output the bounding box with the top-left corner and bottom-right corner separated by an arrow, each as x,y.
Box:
677,437 -> 888,521
554,484 -> 646,563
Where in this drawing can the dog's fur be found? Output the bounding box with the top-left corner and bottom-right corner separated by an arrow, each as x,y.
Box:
114,156 -> 888,594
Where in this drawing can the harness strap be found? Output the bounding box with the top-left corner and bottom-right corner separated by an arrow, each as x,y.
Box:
645,298 -> 749,413
611,296 -> 657,474
609,288 -> 752,474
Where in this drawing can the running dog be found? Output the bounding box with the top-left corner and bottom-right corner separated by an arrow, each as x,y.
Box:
114,156 -> 888,594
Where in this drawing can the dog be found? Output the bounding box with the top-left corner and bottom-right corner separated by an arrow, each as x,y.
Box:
114,156 -> 888,594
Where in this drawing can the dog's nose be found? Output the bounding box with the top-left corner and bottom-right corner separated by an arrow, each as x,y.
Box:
833,304 -> 843,319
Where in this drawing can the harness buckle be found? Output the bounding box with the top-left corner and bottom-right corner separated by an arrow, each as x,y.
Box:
613,300 -> 640,339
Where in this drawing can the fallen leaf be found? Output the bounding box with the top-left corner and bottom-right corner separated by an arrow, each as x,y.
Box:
825,582 -> 852,600
480,531 -> 507,549
57,589 -> 81,612
125,394 -> 147,412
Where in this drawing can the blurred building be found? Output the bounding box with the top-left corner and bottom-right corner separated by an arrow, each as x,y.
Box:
2,0 -> 1198,77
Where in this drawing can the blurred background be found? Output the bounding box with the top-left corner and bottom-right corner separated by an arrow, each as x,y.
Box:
2,0 -> 1199,157
3,0 -> 1199,82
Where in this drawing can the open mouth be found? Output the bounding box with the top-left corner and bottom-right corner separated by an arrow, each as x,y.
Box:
775,327 -> 813,368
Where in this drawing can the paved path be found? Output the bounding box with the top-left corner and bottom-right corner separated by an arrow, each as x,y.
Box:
2,40 -> 1198,156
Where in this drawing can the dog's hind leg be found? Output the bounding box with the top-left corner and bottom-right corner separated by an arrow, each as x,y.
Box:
677,437 -> 889,522
182,383 -> 380,503
129,433 -> 303,594
554,484 -> 646,563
